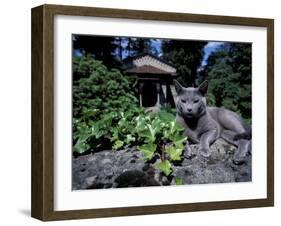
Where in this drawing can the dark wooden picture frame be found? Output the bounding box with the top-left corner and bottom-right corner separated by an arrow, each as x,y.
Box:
31,4 -> 274,221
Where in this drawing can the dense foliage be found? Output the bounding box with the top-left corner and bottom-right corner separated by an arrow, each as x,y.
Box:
73,56 -> 140,153
73,55 -> 138,118
201,43 -> 252,121
73,56 -> 187,178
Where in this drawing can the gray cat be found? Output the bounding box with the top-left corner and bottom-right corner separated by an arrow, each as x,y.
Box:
174,80 -> 251,164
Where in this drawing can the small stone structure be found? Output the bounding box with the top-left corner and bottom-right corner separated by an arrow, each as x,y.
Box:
123,53 -> 178,108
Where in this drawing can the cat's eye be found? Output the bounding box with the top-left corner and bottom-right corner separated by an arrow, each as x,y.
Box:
181,99 -> 186,103
193,99 -> 199,103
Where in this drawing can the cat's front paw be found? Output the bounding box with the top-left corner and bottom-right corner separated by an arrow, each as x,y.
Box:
199,147 -> 211,158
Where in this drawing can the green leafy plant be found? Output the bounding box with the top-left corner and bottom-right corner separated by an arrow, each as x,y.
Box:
155,160 -> 172,177
134,111 -> 187,177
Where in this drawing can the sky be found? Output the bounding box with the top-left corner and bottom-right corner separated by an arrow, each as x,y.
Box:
151,39 -> 162,55
201,41 -> 224,66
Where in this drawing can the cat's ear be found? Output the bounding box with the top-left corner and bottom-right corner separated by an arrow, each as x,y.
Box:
173,80 -> 184,94
198,80 -> 208,95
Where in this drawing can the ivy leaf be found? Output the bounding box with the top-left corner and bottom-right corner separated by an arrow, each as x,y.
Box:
125,134 -> 136,144
165,145 -> 183,161
169,120 -> 185,134
110,127 -> 119,141
163,127 -> 171,139
175,177 -> 184,185
163,120 -> 183,139
135,116 -> 147,132
171,134 -> 187,148
74,141 -> 90,154
81,108 -> 99,118
151,117 -> 163,134
138,143 -> 157,160
155,160 -> 172,176
174,121 -> 185,132
76,124 -> 91,140
158,111 -> 175,121
141,124 -> 156,143
112,140 -> 124,150
90,123 -> 104,139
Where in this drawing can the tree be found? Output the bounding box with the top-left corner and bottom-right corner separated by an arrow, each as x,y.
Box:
130,38 -> 153,55
162,40 -> 207,86
73,35 -> 118,68
202,43 -> 252,120
121,37 -> 158,57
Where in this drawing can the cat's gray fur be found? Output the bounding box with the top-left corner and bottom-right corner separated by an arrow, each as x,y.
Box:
174,80 -> 251,164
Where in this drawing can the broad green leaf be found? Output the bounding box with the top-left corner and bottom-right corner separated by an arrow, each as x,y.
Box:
175,177 -> 184,185
75,124 -> 91,141
163,121 -> 176,139
163,127 -> 171,139
135,116 -> 147,132
112,140 -> 124,150
174,121 -> 185,132
138,143 -> 157,160
140,124 -> 156,143
125,134 -> 136,144
165,145 -> 183,161
157,111 -> 176,121
74,141 -> 90,154
171,134 -> 187,148
81,108 -> 99,118
110,127 -> 119,141
155,160 -> 172,176
90,123 -> 104,139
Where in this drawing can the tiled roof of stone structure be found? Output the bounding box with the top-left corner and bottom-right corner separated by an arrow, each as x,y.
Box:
124,53 -> 177,75
125,65 -> 172,74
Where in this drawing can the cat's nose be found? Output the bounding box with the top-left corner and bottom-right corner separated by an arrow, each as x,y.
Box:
187,108 -> 192,112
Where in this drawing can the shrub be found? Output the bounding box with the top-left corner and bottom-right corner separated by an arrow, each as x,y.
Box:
73,56 -> 140,154
73,55 -> 138,120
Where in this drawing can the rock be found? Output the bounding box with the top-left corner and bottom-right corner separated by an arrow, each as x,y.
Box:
72,139 -> 251,190
72,147 -> 150,189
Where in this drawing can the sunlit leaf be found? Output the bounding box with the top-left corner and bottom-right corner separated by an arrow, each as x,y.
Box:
155,160 -> 172,176
138,143 -> 157,160
140,124 -> 156,143
74,141 -> 90,154
171,134 -> 187,148
165,145 -> 183,161
112,140 -> 124,150
125,134 -> 136,144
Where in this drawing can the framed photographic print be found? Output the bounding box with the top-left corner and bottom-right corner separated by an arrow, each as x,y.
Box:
31,4 -> 274,221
